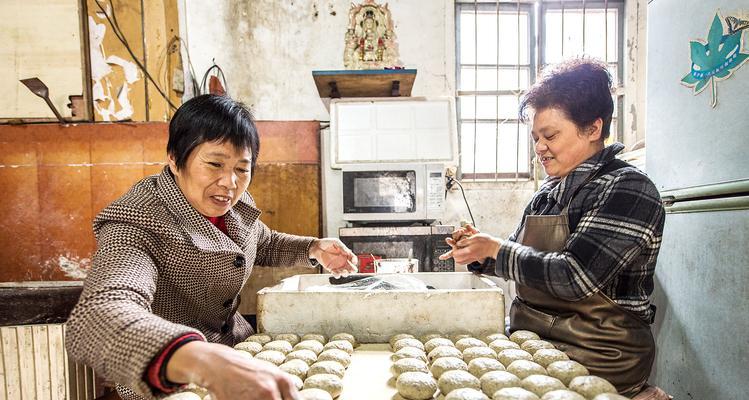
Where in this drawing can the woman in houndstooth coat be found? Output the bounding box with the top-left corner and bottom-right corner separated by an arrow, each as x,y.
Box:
65,95 -> 357,400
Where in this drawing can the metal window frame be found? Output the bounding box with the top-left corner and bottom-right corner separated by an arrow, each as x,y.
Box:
455,0 -> 627,181
455,1 -> 536,181
538,0 -> 626,143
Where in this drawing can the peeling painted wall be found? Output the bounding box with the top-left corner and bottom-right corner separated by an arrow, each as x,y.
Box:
87,0 -> 181,122
88,15 -> 140,121
623,0 -> 648,149
181,0 -> 455,120
183,0 -> 536,250
180,1 -> 648,254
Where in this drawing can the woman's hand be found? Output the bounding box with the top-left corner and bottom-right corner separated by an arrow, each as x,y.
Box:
439,225 -> 502,264
439,224 -> 481,261
167,341 -> 299,400
309,238 -> 358,278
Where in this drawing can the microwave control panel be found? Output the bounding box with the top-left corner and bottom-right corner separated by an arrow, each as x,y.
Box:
430,250 -> 455,272
427,170 -> 445,213
430,233 -> 455,272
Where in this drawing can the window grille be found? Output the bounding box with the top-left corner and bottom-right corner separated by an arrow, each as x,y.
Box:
456,0 -> 625,180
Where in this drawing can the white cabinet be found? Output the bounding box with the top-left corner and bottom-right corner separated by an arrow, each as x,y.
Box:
330,97 -> 458,167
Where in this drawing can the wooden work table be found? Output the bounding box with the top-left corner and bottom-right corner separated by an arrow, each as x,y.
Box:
340,344 -> 399,399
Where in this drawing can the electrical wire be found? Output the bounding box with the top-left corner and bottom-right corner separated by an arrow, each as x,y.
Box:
167,36 -> 200,97
95,0 -> 178,110
446,176 -> 476,228
200,62 -> 229,95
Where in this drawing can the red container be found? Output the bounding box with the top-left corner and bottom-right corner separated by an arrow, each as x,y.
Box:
356,254 -> 382,274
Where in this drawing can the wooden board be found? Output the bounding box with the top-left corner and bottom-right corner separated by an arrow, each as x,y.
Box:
251,164 -> 320,236
340,344 -> 398,400
0,0 -> 85,120
85,0 -> 181,121
0,122 -> 168,282
238,163 -> 321,316
0,282 -> 83,326
0,324 -> 96,400
312,69 -> 416,98
143,0 -> 181,121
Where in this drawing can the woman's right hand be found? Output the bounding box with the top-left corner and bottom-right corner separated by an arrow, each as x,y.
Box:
167,341 -> 299,400
439,224 -> 481,260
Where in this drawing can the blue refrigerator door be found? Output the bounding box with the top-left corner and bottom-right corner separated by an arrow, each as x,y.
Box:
646,0 -> 749,397
650,208 -> 749,399
647,0 -> 749,192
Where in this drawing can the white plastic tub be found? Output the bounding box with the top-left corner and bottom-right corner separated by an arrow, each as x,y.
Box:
256,272 -> 504,343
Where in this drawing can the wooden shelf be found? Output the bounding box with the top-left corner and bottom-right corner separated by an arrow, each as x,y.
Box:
0,282 -> 83,326
312,69 -> 417,98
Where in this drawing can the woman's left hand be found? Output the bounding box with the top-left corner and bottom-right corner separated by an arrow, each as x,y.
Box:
441,233 -> 502,265
309,238 -> 358,278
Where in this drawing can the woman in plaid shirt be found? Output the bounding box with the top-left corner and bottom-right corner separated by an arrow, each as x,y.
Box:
441,59 -> 669,399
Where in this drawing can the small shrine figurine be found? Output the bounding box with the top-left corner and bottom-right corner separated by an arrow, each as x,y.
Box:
344,0 -> 401,69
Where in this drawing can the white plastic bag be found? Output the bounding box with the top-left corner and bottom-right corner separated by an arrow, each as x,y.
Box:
305,274 -> 429,291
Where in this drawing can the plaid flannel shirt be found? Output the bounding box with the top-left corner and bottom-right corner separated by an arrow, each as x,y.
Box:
493,142 -> 665,322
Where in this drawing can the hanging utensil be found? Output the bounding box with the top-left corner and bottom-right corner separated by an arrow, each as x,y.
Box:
20,77 -> 65,123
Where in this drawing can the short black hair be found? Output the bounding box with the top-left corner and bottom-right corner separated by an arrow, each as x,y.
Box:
519,58 -> 614,140
167,94 -> 259,172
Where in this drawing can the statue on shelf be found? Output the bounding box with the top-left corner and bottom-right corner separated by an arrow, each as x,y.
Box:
343,0 -> 401,70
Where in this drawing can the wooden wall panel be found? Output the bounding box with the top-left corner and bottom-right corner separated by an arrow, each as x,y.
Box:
239,121 -> 322,316
251,164 -> 321,237
0,324 -> 96,400
0,121 -> 320,321
0,123 -> 168,282
255,121 -> 321,163
142,0 -> 182,120
0,140 -> 42,280
86,0 -> 147,122
86,0 -> 181,122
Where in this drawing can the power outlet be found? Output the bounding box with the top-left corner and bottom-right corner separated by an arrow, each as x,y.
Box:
445,166 -> 458,191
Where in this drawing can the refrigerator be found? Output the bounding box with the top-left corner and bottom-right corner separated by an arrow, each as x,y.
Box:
646,1 -> 749,399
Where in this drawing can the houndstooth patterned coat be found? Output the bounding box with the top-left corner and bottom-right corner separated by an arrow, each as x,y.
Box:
65,167 -> 316,399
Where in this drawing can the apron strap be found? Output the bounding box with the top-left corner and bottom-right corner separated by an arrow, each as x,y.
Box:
560,158 -> 629,215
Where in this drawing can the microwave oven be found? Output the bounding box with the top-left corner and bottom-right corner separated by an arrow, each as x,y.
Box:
341,163 -> 445,222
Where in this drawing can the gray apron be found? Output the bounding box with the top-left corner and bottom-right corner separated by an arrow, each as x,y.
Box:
509,171 -> 655,397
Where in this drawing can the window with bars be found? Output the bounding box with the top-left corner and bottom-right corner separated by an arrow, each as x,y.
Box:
456,0 -> 625,180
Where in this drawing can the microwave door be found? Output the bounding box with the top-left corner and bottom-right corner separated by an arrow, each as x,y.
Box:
342,170 -> 425,221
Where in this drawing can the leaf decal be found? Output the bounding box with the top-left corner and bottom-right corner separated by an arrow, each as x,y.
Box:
707,14 -> 723,56
682,13 -> 749,107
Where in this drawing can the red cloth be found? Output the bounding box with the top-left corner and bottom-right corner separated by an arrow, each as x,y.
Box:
206,215 -> 227,234
146,333 -> 203,393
